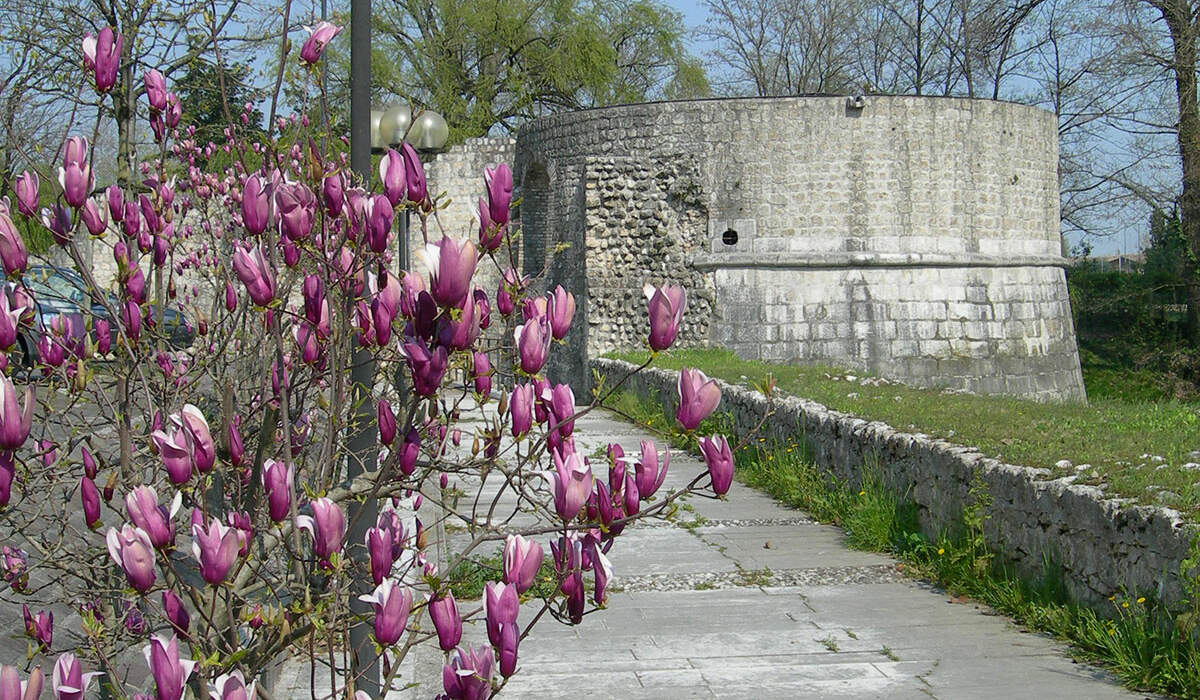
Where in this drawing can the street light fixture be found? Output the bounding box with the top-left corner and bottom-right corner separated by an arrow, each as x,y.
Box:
369,105 -> 449,272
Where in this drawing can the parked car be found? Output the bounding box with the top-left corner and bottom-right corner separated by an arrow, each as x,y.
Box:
8,265 -> 194,366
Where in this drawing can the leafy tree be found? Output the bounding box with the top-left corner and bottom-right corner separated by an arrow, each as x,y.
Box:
372,0 -> 709,140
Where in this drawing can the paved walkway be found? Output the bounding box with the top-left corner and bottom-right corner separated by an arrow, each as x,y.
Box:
278,407 -> 1156,699
496,410 -> 1153,700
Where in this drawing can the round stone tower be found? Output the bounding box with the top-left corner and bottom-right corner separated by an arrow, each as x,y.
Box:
514,96 -> 1086,402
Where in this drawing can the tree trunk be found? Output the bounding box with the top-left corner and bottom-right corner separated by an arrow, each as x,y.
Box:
1161,0 -> 1200,344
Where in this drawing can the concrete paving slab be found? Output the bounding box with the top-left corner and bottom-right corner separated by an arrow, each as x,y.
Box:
279,407 -> 1156,699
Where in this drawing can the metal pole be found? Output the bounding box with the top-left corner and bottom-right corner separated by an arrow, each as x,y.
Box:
347,0 -> 380,696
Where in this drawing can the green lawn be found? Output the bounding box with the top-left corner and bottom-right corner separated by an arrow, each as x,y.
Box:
605,348 -> 1200,514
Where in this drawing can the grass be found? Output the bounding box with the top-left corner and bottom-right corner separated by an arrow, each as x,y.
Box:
604,387 -> 1200,699
605,348 -> 1200,514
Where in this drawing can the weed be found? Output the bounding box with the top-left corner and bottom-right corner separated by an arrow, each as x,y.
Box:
735,565 -> 773,587
881,645 -> 899,661
445,551 -> 503,600
819,635 -> 840,652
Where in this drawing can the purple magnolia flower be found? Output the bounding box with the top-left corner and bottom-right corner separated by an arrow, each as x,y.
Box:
441,645 -> 494,700
483,581 -> 518,649
676,367 -> 721,431
550,444 -> 592,521
401,142 -> 428,206
357,579 -> 411,646
86,27 -> 121,93
301,275 -> 324,327
0,664 -> 42,700
126,486 -> 181,550
1,545 -> 28,593
523,296 -> 547,322
300,21 -> 341,64
209,671 -> 255,700
546,285 -> 575,340
14,171 -> 38,218
227,421 -> 244,468
543,383 -> 576,437
366,527 -> 395,590
275,181 -> 316,241
365,194 -> 394,254
93,318 -> 111,355
436,292 -> 480,350
191,516 -> 241,585
224,280 -> 237,312
23,605 -> 51,651
161,590 -> 189,637
144,69 -> 168,111
635,440 -> 669,500
472,351 -> 492,396
58,138 -> 92,209
240,175 -> 270,235
399,428 -> 420,475
496,268 -> 525,316
401,340 -> 449,397
81,477 -> 101,529
0,375 -> 33,450
503,535 -> 543,594
125,266 -> 146,304
121,300 -> 142,343
509,383 -> 534,437
699,435 -> 735,495
379,148 -> 407,206
107,525 -> 157,592
514,317 -> 551,375
644,283 -> 686,352
142,635 -> 195,700
484,163 -> 513,227
477,197 -> 503,251
151,405 -> 215,483
425,237 -> 477,307
428,592 -> 462,651
232,245 -> 275,307
80,198 -> 106,236
0,211 -> 28,275
40,203 -> 72,247
261,459 -> 293,523
323,172 -> 345,217
297,497 -> 344,564
378,399 -> 397,446
52,653 -> 101,700
292,321 -> 322,366
106,185 -> 124,221
150,428 -> 189,485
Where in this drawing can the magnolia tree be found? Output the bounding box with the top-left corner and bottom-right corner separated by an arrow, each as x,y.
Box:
0,18 -> 740,700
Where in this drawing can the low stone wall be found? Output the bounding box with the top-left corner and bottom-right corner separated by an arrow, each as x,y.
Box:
592,357 -> 1197,609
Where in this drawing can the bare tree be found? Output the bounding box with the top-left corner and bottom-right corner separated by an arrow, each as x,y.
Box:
699,0 -> 861,96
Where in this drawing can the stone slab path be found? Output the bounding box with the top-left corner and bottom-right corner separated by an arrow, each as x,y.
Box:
496,410 -> 1154,700
277,407 -> 1157,699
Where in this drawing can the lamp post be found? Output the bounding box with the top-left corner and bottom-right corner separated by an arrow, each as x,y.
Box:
347,96 -> 448,695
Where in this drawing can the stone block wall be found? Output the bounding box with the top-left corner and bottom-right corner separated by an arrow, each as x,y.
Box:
705,263 -> 1082,401
594,358 -> 1196,609
420,136 -> 516,294
516,97 -> 1086,402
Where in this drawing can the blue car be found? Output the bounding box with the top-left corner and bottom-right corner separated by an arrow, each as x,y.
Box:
8,265 -> 194,366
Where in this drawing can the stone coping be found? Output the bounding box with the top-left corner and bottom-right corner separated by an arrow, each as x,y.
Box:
591,357 -> 1196,610
689,252 -> 1069,270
